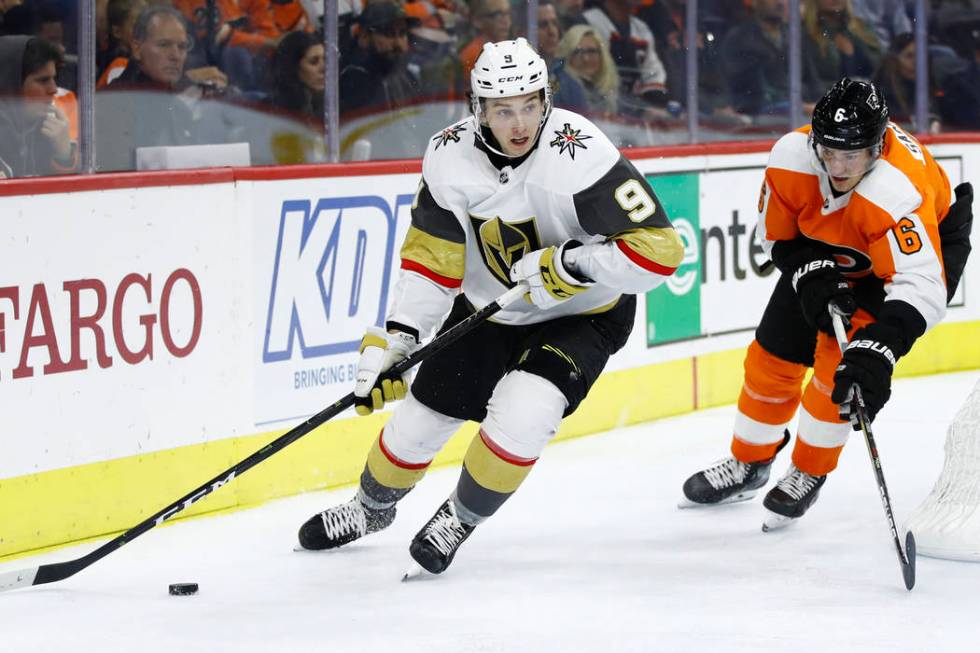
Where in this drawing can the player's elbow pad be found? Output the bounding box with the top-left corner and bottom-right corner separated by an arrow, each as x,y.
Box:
386,270 -> 457,341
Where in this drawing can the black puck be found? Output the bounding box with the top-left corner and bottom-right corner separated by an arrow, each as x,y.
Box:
168,582 -> 199,596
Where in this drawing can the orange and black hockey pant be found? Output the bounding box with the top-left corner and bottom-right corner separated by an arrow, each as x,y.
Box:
731,272 -> 880,476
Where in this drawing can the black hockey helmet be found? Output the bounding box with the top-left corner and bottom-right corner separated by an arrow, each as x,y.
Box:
811,78 -> 889,151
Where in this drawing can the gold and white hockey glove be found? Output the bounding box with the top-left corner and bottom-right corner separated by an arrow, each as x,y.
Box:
509,241 -> 593,310
353,327 -> 419,416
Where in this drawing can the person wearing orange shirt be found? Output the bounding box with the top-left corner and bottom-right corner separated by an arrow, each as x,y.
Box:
458,0 -> 512,82
0,35 -> 77,177
172,0 -> 280,55
171,0 -> 280,90
681,78 -> 973,529
270,0 -> 310,33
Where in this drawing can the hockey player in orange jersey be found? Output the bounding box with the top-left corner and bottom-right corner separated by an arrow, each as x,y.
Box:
682,78 -> 973,529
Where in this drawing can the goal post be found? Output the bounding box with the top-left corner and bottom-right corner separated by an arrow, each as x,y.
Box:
904,378 -> 980,561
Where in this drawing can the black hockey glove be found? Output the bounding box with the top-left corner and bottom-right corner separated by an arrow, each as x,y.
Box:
791,258 -> 856,336
831,322 -> 900,427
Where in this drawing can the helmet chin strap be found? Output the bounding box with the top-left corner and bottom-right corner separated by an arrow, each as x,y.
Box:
472,90 -> 553,159
477,121 -> 546,159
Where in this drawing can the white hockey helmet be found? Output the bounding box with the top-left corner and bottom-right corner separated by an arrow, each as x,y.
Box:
470,37 -> 552,157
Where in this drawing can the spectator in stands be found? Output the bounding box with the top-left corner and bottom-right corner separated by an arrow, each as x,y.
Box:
270,29 -> 323,121
96,0 -> 109,54
638,0 -> 739,121
172,0 -> 280,91
271,0 -> 311,34
873,32 -> 941,131
0,0 -> 24,22
0,35 -> 77,177
339,0 -> 421,114
172,0 -> 281,55
403,0 -> 462,100
97,6 -> 202,169
100,0 -> 228,92
537,0 -> 562,66
638,0 -> 682,68
98,0 -> 146,86
802,0 -> 882,100
2,1 -> 76,90
638,0 -> 747,64
459,0 -> 512,81
3,2 -> 60,46
539,0 -> 588,111
722,0 -> 793,117
851,0 -> 912,51
36,2 -> 66,52
266,29 -> 324,164
554,0 -> 587,32
937,29 -> 980,129
554,23 -> 619,115
110,5 -> 195,91
583,0 -> 670,119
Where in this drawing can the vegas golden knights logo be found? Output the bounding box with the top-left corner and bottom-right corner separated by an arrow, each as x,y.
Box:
469,215 -> 542,286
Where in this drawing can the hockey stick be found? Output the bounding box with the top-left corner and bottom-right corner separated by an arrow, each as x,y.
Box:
0,283 -> 530,593
829,305 -> 916,591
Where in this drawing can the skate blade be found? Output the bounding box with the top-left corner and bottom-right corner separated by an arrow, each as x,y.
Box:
401,561 -> 429,582
678,489 -> 759,509
761,511 -> 797,532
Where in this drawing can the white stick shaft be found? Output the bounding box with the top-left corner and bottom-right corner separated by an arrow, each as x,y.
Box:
495,282 -> 530,309
829,306 -> 850,353
0,567 -> 38,593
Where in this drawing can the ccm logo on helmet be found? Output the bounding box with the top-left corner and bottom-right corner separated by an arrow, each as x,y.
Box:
498,76 -> 524,82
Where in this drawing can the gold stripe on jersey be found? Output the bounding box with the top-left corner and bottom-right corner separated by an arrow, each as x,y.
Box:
365,434 -> 430,489
461,430 -> 536,494
610,226 -> 684,269
400,225 -> 465,283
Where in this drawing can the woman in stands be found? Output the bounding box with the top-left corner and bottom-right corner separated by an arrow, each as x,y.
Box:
554,23 -> 619,116
802,0 -> 882,99
873,32 -> 941,133
269,30 -> 325,123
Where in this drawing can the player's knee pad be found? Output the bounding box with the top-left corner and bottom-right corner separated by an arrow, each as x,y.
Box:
481,370 -> 567,460
381,391 -> 464,464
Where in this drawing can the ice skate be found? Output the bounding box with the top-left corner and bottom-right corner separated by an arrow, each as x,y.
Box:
407,499 -> 475,575
680,457 -> 775,508
680,433 -> 789,508
761,465 -> 827,532
296,496 -> 396,550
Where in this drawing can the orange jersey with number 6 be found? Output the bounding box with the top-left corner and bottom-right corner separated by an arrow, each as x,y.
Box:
757,123 -> 952,332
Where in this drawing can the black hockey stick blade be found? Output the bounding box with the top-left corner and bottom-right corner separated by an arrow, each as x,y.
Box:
0,284 -> 529,592
902,530 -> 917,591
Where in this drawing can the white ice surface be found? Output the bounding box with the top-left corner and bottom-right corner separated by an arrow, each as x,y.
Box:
4,370 -> 980,652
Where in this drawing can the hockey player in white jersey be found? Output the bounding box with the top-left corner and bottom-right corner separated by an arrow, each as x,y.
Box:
296,38 -> 683,575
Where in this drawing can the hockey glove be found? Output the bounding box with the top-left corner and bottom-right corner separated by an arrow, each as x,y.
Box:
509,241 -> 593,310
353,327 -> 419,416
831,322 -> 899,427
791,257 -> 856,336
